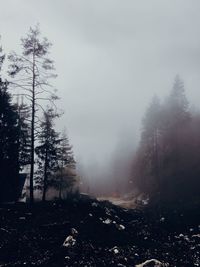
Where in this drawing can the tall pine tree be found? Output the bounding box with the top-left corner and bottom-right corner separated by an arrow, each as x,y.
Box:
8,25 -> 58,204
0,79 -> 19,201
35,107 -> 60,201
56,130 -> 76,199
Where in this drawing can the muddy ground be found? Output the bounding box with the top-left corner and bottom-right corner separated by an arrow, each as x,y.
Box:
0,195 -> 199,266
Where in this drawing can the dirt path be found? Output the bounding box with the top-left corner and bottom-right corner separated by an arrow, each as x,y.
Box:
97,196 -> 137,209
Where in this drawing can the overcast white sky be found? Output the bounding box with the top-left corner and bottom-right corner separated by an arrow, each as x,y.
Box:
1,0 -> 200,168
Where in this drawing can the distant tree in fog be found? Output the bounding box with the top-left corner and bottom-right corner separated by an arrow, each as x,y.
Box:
134,95 -> 162,195
54,130 -> 76,200
133,76 -> 200,207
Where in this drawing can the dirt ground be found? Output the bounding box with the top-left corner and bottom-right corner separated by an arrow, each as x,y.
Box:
0,196 -> 199,266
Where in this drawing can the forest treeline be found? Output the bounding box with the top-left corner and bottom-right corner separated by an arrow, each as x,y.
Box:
0,26 -> 77,204
132,75 -> 200,207
1,25 -> 200,209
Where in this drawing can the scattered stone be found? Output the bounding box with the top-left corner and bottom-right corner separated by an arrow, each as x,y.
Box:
109,246 -> 120,254
71,228 -> 78,236
92,202 -> 98,207
19,217 -> 26,220
135,258 -> 169,267
116,224 -> 125,230
102,218 -> 112,224
63,235 -> 76,248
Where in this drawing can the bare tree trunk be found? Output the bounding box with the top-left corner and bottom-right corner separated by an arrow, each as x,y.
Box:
42,149 -> 48,202
29,51 -> 35,204
59,169 -> 63,200
59,182 -> 62,200
29,93 -> 35,204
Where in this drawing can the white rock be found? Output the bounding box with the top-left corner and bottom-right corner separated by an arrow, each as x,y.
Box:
63,235 -> 76,248
192,234 -> 200,238
109,246 -> 119,254
103,218 -> 112,224
19,217 -> 26,220
114,248 -> 119,254
135,259 -> 169,267
71,228 -> 78,236
160,217 -> 165,222
116,224 -> 125,230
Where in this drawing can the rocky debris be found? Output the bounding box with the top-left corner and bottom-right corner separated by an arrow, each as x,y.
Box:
0,198 -> 199,266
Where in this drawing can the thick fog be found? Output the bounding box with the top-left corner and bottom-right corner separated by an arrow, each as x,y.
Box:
1,0 -> 200,193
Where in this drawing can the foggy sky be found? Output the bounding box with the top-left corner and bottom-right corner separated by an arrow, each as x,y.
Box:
1,0 -> 200,168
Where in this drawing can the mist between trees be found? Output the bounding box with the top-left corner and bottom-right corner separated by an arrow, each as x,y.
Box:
78,75 -> 200,208
0,25 -> 200,209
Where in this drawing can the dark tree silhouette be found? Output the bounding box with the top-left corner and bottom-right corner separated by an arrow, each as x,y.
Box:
134,95 -> 162,195
0,44 -> 19,201
35,107 -> 60,201
0,79 -> 19,202
8,25 -> 58,204
16,99 -> 31,171
56,130 -> 76,199
133,76 -> 198,207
